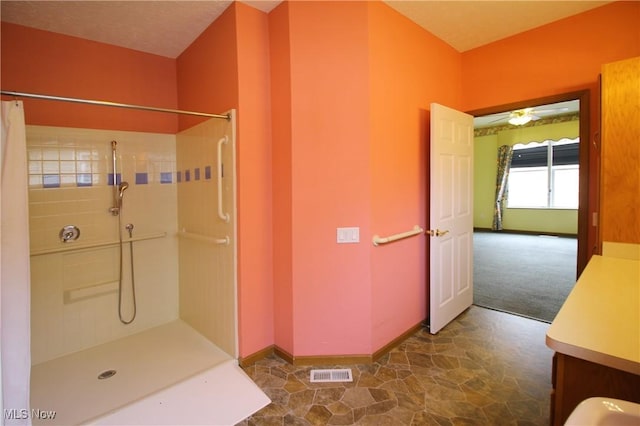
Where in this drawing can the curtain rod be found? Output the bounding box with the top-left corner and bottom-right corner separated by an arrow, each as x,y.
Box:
0,90 -> 230,120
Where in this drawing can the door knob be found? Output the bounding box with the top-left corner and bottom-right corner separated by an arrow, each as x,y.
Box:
428,229 -> 449,237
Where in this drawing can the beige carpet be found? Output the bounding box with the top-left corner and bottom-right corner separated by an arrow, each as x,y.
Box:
473,232 -> 577,322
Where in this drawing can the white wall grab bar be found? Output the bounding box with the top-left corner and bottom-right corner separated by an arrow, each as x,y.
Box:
217,135 -> 230,223
372,225 -> 424,246
178,229 -> 229,245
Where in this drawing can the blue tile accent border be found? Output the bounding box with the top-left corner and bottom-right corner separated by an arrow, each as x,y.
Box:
43,174 -> 60,188
177,171 -> 182,183
135,172 -> 148,185
205,166 -> 212,180
194,167 -> 200,181
185,170 -> 191,182
160,172 -> 172,184
108,173 -> 122,186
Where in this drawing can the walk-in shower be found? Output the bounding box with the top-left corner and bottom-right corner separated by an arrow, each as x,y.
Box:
5,90 -> 264,423
110,140 -> 136,324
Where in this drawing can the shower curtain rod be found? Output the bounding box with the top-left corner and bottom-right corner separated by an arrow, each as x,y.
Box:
0,90 -> 230,120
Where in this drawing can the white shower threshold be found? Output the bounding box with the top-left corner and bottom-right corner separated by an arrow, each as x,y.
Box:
30,320 -> 270,425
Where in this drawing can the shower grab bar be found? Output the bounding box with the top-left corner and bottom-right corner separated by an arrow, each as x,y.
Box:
372,225 -> 424,246
217,136 -> 230,223
178,230 -> 230,245
110,140 -> 118,215
30,232 -> 166,256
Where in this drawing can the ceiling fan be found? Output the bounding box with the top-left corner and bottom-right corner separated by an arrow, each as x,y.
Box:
508,108 -> 537,125
489,106 -> 570,126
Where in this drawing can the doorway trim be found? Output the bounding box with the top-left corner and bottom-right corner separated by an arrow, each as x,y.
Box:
467,90 -> 590,277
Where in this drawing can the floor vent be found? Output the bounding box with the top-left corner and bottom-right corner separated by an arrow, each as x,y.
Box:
310,368 -> 353,383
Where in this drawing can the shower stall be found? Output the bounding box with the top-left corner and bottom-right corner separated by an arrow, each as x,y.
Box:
3,97 -> 269,424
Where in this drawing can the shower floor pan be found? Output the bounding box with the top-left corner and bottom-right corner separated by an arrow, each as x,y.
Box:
30,320 -> 269,425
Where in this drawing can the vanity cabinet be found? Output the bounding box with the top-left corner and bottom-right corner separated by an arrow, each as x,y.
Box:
546,255 -> 640,426
550,353 -> 640,425
547,56 -> 640,425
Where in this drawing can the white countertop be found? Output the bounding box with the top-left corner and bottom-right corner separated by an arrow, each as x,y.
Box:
546,255 -> 640,374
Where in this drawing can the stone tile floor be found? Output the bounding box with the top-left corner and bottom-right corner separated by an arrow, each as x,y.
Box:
238,306 -> 553,425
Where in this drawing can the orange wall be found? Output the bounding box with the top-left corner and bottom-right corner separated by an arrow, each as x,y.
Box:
368,2 -> 462,350
462,0 -> 640,261
176,3 -> 275,358
235,3 -> 275,358
175,6 -> 238,131
269,1 -> 462,357
462,1 -> 640,111
0,23 -> 177,133
271,1 -> 373,356
269,3 -> 295,354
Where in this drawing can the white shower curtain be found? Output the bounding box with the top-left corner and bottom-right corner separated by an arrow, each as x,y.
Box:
1,101 -> 32,426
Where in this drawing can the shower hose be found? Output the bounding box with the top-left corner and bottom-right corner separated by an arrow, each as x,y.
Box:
117,214 -> 137,324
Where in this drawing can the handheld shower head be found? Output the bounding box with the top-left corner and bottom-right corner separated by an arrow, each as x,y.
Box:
118,182 -> 129,199
114,182 -> 129,212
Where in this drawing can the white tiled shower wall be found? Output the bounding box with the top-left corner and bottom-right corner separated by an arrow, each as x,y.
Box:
28,126 -> 179,364
176,116 -> 237,357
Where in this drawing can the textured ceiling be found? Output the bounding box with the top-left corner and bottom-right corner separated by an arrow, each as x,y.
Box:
383,1 -> 611,53
0,1 -> 281,58
1,1 -> 612,58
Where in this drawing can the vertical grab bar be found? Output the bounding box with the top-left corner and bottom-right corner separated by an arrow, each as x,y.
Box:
217,135 -> 230,222
109,141 -> 119,216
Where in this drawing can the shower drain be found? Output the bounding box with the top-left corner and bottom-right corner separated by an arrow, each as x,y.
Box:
97,370 -> 117,380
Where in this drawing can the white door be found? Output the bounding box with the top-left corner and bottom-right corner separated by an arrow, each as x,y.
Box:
429,103 -> 474,334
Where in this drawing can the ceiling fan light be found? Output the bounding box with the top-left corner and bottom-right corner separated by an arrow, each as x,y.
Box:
508,113 -> 533,126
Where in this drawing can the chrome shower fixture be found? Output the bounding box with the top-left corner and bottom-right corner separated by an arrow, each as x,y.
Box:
109,141 -> 129,216
125,223 -> 134,238
119,181 -> 129,200
109,139 -> 137,324
109,181 -> 130,215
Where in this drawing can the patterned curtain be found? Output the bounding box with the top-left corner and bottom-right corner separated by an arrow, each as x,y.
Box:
492,145 -> 514,231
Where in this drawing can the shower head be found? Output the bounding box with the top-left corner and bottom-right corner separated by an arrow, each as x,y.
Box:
118,182 -> 129,198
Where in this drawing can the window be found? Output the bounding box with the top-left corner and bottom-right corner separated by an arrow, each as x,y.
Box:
507,138 -> 579,209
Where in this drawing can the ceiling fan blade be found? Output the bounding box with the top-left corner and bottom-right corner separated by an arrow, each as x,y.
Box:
532,107 -> 569,114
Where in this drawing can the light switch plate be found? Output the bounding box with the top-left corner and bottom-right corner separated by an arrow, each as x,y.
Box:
337,227 -> 359,243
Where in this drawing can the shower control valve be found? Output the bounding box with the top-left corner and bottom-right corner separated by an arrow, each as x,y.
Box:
59,225 -> 80,243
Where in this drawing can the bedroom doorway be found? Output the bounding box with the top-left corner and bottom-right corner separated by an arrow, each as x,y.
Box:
467,91 -> 590,322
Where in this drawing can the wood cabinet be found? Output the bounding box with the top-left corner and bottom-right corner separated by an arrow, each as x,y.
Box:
600,56 -> 640,244
550,353 -> 640,425
546,255 -> 640,425
547,58 -> 640,424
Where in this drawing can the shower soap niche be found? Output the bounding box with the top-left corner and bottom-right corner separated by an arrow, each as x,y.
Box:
64,281 -> 119,304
